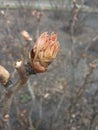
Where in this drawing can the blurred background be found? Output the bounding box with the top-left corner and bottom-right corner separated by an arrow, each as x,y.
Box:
0,0 -> 98,130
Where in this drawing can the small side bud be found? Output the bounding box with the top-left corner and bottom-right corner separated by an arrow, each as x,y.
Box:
0,65 -> 10,86
21,30 -> 32,41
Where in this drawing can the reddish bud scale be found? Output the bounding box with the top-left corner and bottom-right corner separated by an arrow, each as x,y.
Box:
30,32 -> 59,73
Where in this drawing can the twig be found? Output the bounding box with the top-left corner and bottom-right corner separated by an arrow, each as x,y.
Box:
0,60 -> 36,130
27,80 -> 36,130
85,35 -> 98,52
50,94 -> 65,129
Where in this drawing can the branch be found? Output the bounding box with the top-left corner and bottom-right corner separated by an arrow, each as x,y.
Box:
0,60 -> 35,121
0,32 -> 60,129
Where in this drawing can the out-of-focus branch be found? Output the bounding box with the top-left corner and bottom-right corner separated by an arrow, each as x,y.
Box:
70,0 -> 80,42
21,30 -> 33,62
32,10 -> 44,40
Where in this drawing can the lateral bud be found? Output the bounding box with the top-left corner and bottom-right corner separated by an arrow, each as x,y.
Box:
0,65 -> 10,87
